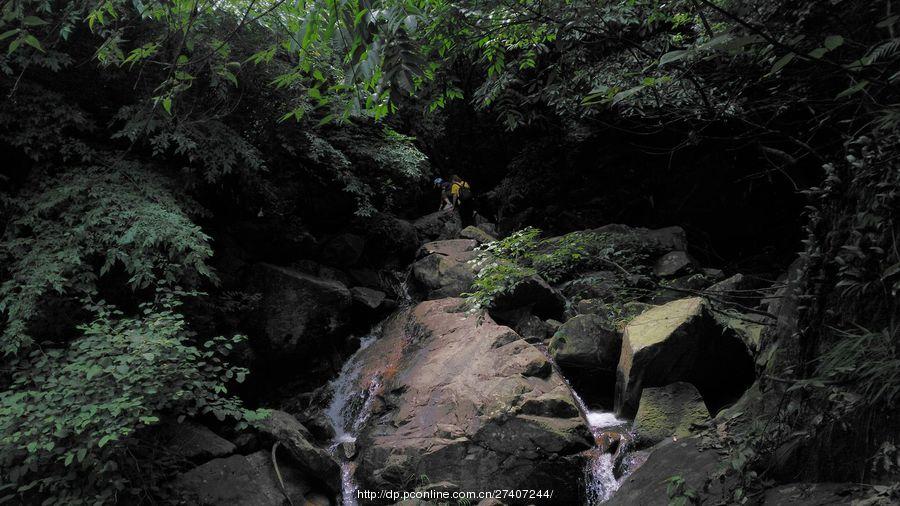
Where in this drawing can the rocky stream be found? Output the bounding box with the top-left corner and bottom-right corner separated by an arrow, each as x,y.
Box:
166,210 -> 857,505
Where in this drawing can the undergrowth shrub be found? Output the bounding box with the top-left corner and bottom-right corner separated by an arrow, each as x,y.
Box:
0,289 -> 267,505
466,227 -> 654,310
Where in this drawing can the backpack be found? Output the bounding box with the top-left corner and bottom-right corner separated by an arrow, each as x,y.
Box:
457,181 -> 473,201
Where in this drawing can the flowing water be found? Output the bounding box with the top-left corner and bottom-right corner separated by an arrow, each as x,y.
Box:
581,409 -> 630,504
536,345 -> 636,504
324,331 -> 382,506
324,270 -> 413,505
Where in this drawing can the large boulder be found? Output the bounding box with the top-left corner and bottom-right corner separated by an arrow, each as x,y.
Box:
459,225 -> 496,244
353,299 -> 592,503
512,314 -> 553,344
253,410 -> 341,493
410,240 -> 477,299
653,251 -> 695,277
358,212 -> 420,265
351,286 -> 387,311
413,210 -> 462,241
320,233 -> 365,267
548,315 -> 621,392
615,298 -> 755,418
632,382 -> 710,448
156,421 -> 236,463
171,450 -> 325,505
607,437 -> 724,506
610,438 -> 862,506
251,263 -> 352,361
489,275 -> 566,323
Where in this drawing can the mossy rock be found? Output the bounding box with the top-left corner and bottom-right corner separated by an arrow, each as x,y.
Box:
632,382 -> 710,448
548,314 -> 620,372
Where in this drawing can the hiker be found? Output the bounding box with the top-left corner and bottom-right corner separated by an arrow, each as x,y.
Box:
450,175 -> 474,227
434,177 -> 453,210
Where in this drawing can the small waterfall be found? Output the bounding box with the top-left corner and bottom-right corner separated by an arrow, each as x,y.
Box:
582,410 -> 629,504
324,330 -> 382,506
383,269 -> 414,307
537,345 -> 633,504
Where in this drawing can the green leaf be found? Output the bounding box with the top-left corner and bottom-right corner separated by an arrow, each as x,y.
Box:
836,80 -> 869,99
611,85 -> 645,105
7,37 -> 22,55
162,97 -> 172,114
770,52 -> 795,74
23,35 -> 44,52
22,16 -> 48,27
808,47 -> 828,59
0,29 -> 19,41
659,49 -> 688,66
824,35 -> 844,51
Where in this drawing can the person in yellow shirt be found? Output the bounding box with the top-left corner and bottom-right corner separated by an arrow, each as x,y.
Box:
450,175 -> 474,226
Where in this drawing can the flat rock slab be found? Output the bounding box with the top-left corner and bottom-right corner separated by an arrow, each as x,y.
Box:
419,239 -> 477,263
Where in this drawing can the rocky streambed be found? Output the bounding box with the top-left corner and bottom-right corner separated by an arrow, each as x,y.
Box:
166,212 -> 854,505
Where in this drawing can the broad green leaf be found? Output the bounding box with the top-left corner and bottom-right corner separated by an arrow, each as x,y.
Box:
0,29 -> 19,41
23,35 -> 44,52
824,35 -> 844,51
7,37 -> 22,55
22,16 -> 48,27
770,52 -> 795,74
659,49 -> 688,66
